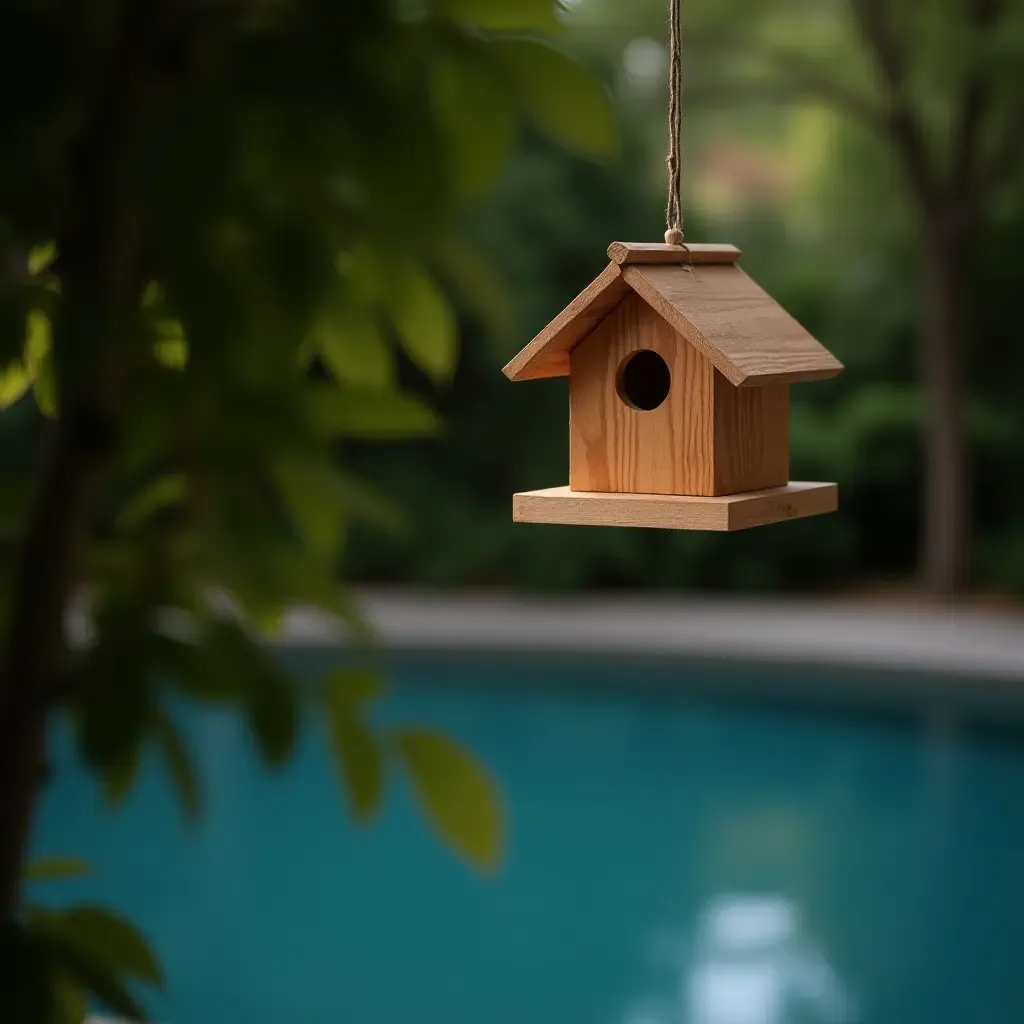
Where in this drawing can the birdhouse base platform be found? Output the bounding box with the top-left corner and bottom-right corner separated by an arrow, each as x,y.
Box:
513,482 -> 837,532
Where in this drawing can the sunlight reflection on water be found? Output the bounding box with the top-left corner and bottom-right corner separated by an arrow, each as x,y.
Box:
625,894 -> 854,1024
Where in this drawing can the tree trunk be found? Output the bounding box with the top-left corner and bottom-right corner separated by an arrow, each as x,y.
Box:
917,217 -> 972,597
0,234 -> 143,913
0,419 -> 109,912
0,0 -> 159,917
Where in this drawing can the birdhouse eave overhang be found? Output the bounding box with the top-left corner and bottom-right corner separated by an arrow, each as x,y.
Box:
502,242 -> 844,388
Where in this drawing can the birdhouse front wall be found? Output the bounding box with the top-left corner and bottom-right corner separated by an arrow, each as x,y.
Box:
570,292 -> 715,495
568,292 -> 790,497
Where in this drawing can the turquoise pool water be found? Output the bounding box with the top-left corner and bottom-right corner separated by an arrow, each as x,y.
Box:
30,653 -> 1024,1024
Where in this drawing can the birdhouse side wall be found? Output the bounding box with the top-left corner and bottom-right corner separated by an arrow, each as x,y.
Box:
569,293 -> 717,496
712,375 -> 790,495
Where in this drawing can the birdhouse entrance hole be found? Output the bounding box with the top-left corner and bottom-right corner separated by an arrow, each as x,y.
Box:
616,349 -> 671,411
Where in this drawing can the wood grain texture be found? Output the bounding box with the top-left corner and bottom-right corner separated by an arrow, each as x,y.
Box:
569,292 -> 716,496
713,378 -> 790,494
623,264 -> 843,387
503,262 -> 629,381
513,482 -> 838,532
607,242 -> 743,266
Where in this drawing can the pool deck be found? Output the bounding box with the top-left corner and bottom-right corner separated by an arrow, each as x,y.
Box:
276,589 -> 1024,684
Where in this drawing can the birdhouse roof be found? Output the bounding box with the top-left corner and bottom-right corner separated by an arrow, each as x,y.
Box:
502,242 -> 843,388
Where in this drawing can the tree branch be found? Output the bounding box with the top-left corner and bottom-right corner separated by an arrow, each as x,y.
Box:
687,73 -> 884,132
951,0 -> 1004,207
761,48 -> 888,131
683,27 -> 889,132
968,0 -> 1022,194
849,0 -> 938,209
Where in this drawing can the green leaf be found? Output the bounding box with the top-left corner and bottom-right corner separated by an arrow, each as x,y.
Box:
435,0 -> 563,31
22,308 -> 56,416
100,738 -> 143,806
194,620 -> 297,761
32,349 -> 56,417
181,620 -> 249,702
434,234 -> 513,338
272,454 -> 346,559
53,974 -> 87,1024
34,929 -> 147,1020
336,244 -> 389,307
323,667 -> 384,703
203,621 -> 296,765
51,907 -> 162,986
76,675 -> 152,776
154,333 -> 188,370
150,629 -> 199,682
28,906 -> 158,1019
142,281 -> 188,368
222,581 -> 287,640
0,309 -> 52,411
116,473 -> 188,532
25,308 -> 51,365
388,268 -> 458,383
494,40 -> 618,158
73,607 -> 154,773
316,303 -> 394,388
153,708 -> 202,820
248,664 -> 298,767
433,50 -> 516,199
23,856 -> 91,883
304,584 -> 376,647
307,385 -> 441,439
28,241 -> 57,276
393,728 -> 504,871
0,361 -> 31,409
140,281 -> 164,308
153,317 -> 188,371
326,696 -> 383,822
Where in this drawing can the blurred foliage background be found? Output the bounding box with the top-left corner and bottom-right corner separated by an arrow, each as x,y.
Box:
340,0 -> 1024,598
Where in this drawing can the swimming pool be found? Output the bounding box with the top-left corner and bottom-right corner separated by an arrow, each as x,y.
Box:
30,652 -> 1024,1024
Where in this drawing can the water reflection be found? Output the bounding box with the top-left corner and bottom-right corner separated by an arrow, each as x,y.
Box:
626,894 -> 854,1024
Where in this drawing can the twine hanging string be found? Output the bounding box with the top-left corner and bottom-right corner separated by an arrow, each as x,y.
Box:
664,0 -> 686,249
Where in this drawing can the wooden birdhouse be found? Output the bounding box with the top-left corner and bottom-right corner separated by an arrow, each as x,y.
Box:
504,243 -> 843,531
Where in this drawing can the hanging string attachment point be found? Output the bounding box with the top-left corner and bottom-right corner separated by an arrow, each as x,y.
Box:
664,0 -> 685,251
